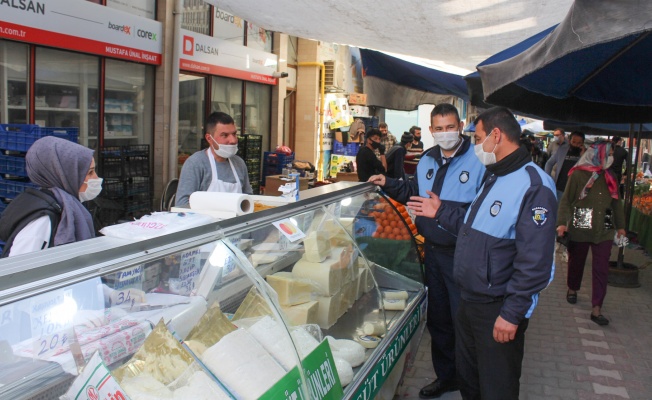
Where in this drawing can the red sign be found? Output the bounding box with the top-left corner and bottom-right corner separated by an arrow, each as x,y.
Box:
0,21 -> 161,65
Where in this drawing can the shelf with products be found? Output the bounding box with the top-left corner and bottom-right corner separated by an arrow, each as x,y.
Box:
0,182 -> 425,400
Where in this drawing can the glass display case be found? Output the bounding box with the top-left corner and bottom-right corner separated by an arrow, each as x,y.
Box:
0,182 -> 426,399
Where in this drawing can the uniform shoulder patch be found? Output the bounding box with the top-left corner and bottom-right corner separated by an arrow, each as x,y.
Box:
459,171 -> 469,183
532,206 -> 549,226
490,200 -> 502,217
426,169 -> 434,180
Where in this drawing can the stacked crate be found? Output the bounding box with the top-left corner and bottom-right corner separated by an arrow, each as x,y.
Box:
0,124 -> 79,212
262,151 -> 295,179
98,145 -> 152,224
237,134 -> 262,194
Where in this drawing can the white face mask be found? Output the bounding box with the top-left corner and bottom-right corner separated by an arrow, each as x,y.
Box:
79,177 -> 103,202
474,132 -> 498,166
210,136 -> 238,158
433,131 -> 461,150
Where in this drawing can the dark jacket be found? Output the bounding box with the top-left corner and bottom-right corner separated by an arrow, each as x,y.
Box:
437,161 -> 557,325
385,145 -> 406,180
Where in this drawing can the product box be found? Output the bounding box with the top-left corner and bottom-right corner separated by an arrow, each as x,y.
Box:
350,105 -> 370,117
348,93 -> 367,105
332,172 -> 358,182
264,174 -> 310,196
329,154 -> 356,177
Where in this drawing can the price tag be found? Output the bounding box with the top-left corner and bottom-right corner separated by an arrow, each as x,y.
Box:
273,219 -> 306,242
29,289 -> 75,359
170,248 -> 202,295
114,265 -> 143,290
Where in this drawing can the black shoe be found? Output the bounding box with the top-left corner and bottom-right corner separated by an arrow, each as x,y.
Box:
419,379 -> 459,399
566,290 -> 577,304
591,314 -> 609,326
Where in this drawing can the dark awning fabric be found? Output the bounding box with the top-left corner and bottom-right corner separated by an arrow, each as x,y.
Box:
360,49 -> 468,110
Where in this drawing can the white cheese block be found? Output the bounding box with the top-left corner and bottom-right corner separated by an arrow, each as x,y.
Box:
342,280 -> 356,311
333,357 -> 354,387
290,327 -> 320,358
201,329 -> 286,399
362,321 -> 386,336
121,374 -> 173,399
266,272 -> 314,306
383,290 -> 408,300
247,316 -> 298,370
303,231 -> 331,262
173,371 -> 231,400
281,301 -> 319,325
383,298 -> 406,311
326,336 -> 366,367
316,291 -> 342,329
250,252 -> 281,267
292,257 -> 343,296
330,246 -> 353,282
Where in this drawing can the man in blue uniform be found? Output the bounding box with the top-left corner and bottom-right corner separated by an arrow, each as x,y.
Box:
369,104 -> 485,398
408,107 -> 557,400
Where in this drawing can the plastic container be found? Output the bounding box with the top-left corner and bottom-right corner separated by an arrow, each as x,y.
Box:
0,154 -> 28,177
0,124 -> 78,152
0,178 -> 38,199
263,152 -> 294,166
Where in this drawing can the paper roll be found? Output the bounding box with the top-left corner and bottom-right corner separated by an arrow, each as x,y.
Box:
189,192 -> 253,215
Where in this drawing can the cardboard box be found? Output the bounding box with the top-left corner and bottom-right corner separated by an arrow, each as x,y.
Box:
348,93 -> 367,105
350,105 -> 370,117
332,172 -> 359,182
264,174 -> 310,196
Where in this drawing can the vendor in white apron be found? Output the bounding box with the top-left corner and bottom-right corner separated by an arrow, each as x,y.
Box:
175,112 -> 253,206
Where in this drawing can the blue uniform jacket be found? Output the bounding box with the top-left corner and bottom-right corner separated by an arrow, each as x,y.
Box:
438,162 -> 557,325
383,136 -> 486,248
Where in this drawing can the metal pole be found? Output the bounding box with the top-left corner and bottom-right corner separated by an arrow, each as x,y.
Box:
169,0 -> 183,180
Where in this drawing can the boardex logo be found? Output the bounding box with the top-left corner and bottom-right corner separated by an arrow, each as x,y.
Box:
108,22 -> 131,35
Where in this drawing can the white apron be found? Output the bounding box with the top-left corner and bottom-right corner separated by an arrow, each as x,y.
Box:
206,149 -> 242,193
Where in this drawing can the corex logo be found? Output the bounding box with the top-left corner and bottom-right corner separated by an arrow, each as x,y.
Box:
108,22 -> 131,35
183,36 -> 194,56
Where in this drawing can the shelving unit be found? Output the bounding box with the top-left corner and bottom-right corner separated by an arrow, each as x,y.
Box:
237,134 -> 262,194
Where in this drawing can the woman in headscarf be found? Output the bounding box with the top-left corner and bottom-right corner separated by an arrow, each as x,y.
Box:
556,141 -> 626,326
0,136 -> 102,256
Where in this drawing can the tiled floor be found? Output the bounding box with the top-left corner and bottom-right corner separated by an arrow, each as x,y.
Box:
394,244 -> 652,399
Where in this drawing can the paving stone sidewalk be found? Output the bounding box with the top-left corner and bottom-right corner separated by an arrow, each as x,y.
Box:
394,244 -> 652,399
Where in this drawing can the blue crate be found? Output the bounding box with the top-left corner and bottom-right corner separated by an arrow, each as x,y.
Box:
0,154 -> 28,177
332,141 -> 361,156
0,178 -> 38,199
263,152 -> 294,166
0,124 -> 78,152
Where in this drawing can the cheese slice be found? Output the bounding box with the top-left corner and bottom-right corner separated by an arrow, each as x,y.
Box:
292,256 -> 343,296
266,272 -> 314,306
281,301 -> 319,325
316,291 -> 342,329
303,231 -> 331,262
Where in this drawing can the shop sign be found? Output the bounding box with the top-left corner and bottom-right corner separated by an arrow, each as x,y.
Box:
0,0 -> 162,65
179,29 -> 278,85
261,339 -> 343,400
350,297 -> 424,400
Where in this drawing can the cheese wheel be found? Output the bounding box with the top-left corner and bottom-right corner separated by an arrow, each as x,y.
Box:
355,335 -> 381,349
383,290 -> 408,301
303,231 -> 331,262
266,272 -> 314,306
281,301 -> 319,325
315,291 -> 342,329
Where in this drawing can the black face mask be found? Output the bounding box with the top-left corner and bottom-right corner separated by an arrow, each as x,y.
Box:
414,136 -> 421,142
370,140 -> 381,149
569,145 -> 582,156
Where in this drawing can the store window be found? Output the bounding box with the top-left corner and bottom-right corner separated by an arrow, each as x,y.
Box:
182,0 -> 211,35
35,47 -> 99,148
213,7 -> 245,45
103,59 -> 154,147
246,22 -> 273,52
211,75 -> 243,132
0,40 -> 29,124
106,0 -> 156,19
244,81 -> 271,148
178,74 -> 207,159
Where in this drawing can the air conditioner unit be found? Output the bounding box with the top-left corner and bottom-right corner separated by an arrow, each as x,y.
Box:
324,60 -> 344,89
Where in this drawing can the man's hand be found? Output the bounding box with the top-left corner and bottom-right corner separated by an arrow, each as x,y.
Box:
556,225 -> 568,237
368,174 -> 386,186
616,228 -> 627,238
493,316 -> 518,343
407,190 -> 441,218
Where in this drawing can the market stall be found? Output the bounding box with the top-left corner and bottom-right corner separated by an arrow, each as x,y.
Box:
0,182 -> 426,400
631,179 -> 652,254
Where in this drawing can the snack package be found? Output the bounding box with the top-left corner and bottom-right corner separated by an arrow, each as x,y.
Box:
61,352 -> 127,400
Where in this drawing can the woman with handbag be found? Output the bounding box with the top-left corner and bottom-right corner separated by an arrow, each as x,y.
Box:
556,141 -> 626,326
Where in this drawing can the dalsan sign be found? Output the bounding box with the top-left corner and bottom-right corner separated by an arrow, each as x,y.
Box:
0,0 -> 162,64
179,28 -> 278,85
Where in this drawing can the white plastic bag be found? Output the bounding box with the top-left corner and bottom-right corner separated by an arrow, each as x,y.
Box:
100,212 -> 216,241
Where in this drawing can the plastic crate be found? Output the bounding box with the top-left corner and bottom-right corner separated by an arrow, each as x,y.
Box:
332,141 -> 361,156
125,156 -> 150,177
0,124 -> 78,152
125,177 -> 151,196
263,152 -> 294,166
0,178 -> 38,199
124,145 -> 149,157
0,154 -> 28,177
262,164 -> 284,176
